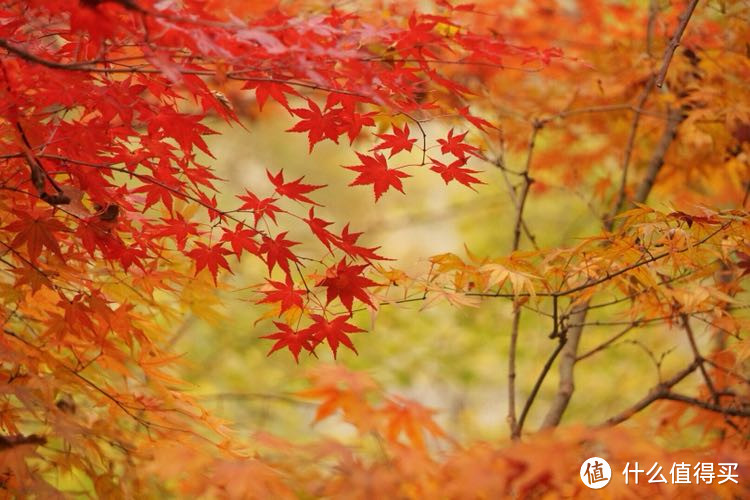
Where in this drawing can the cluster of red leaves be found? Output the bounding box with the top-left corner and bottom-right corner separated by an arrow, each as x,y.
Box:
0,0 -> 555,364
0,0 -> 565,495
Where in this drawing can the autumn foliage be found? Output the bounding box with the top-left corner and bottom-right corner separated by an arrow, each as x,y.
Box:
1,0 -> 749,497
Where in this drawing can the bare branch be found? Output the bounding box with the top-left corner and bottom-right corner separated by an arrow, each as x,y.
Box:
660,392 -> 750,418
608,76 -> 655,226
682,315 -> 719,403
655,0 -> 700,88
602,360 -> 699,426
633,106 -> 684,203
517,334 -> 567,435
576,324 -> 638,362
511,120 -> 542,251
507,308 -> 522,439
508,120 -> 542,439
0,433 -> 46,450
541,304 -> 586,428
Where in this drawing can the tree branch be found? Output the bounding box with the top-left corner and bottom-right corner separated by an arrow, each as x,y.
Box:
655,0 -> 700,88
0,38 -> 367,98
541,100 -> 686,428
516,333 -> 567,435
633,107 -> 684,203
0,433 -> 46,450
661,392 -> 750,418
602,360 -> 699,426
575,324 -> 638,361
608,76 -> 655,225
682,315 -> 718,403
508,120 -> 542,439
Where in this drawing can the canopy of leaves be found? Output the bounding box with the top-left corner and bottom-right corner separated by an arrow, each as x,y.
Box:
0,0 -> 749,498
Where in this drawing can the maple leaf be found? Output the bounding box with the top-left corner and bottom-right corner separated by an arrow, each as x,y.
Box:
261,322 -> 314,363
317,259 -> 378,312
736,252 -> 750,277
148,213 -> 200,251
259,232 -> 300,275
429,157 -> 484,189
288,99 -> 341,152
437,128 -> 481,159
236,191 -> 282,225
332,224 -> 387,261
458,106 -> 497,131
371,123 -> 417,157
6,213 -> 68,262
297,365 -> 378,425
304,208 -> 336,251
345,152 -> 410,201
256,275 -> 306,314
220,223 -> 259,258
266,169 -> 326,206
307,313 -> 364,358
381,396 -> 447,450
244,81 -> 298,111
187,242 -> 232,284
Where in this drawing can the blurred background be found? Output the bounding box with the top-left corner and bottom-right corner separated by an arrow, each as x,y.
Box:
170,102 -> 696,448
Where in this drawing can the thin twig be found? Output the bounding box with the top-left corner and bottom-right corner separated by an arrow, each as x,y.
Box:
0,38 -> 368,98
646,0 -> 659,56
608,76 -> 656,227
508,120 -> 542,439
511,120 -> 541,251
576,324 -> 638,361
682,315 -> 718,403
516,334 -> 567,435
602,360 -> 700,426
661,392 -> 750,418
507,308 -> 522,439
655,0 -> 700,88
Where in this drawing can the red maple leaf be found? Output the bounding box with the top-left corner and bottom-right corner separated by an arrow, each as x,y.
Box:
305,208 -> 336,251
288,99 -> 341,151
148,213 -> 200,251
244,81 -> 297,111
317,259 -> 378,312
307,314 -> 364,358
429,157 -> 484,189
220,223 -> 259,258
267,169 -> 325,206
261,322 -> 314,363
236,191 -> 282,225
736,252 -> 750,277
458,105 -> 497,131
345,152 -> 410,201
371,123 -> 417,157
437,128 -> 481,159
332,224 -> 387,262
187,242 -> 232,284
257,275 -> 306,314
259,232 -> 299,275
